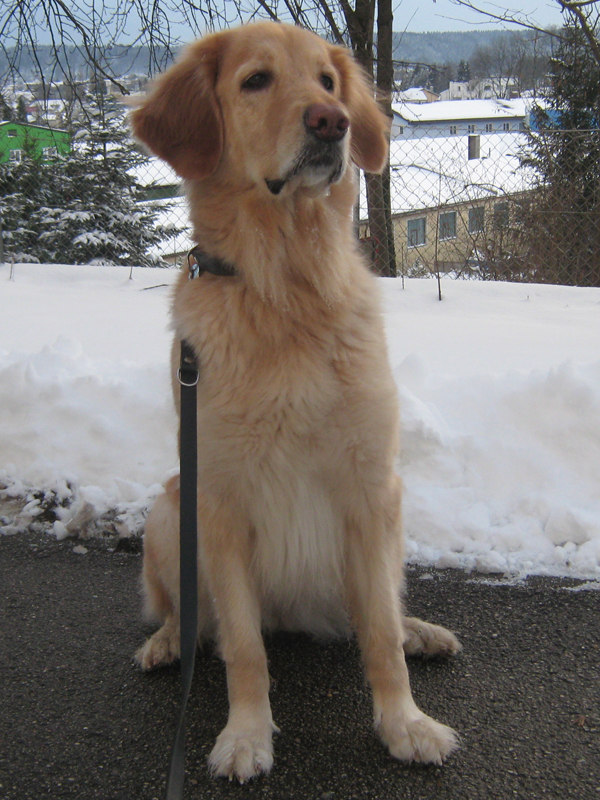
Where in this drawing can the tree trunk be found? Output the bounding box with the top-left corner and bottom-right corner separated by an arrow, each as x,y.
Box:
343,0 -> 396,276
372,0 -> 396,276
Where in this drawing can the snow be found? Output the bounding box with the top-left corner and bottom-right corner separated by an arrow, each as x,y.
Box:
1,262 -> 600,581
395,88 -> 431,104
150,195 -> 193,257
360,132 -> 535,217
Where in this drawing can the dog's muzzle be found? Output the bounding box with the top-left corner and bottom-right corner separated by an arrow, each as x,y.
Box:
266,102 -> 349,195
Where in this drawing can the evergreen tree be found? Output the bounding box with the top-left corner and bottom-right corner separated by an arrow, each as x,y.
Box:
521,21 -> 600,286
0,92 -> 14,121
16,96 -> 27,122
0,93 -> 181,266
457,60 -> 471,82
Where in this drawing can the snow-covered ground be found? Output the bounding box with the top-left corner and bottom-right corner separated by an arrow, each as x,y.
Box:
1,262 -> 599,581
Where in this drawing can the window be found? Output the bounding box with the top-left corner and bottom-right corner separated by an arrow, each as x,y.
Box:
503,122 -> 510,131
467,124 -> 476,134
9,149 -> 22,163
449,125 -> 457,135
7,128 -> 17,138
439,211 -> 457,241
494,202 -> 509,229
407,217 -> 426,247
485,123 -> 493,133
468,134 -> 481,160
468,206 -> 485,234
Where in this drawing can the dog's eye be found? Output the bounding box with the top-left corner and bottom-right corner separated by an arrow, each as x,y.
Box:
241,72 -> 273,91
320,74 -> 335,92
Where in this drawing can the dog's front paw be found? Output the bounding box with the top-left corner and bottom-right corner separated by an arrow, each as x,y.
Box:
208,723 -> 274,783
378,710 -> 459,765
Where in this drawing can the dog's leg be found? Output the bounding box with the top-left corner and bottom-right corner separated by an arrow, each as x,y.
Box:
346,480 -> 459,765
135,486 -> 182,670
135,480 -> 216,670
204,508 -> 275,783
402,616 -> 462,658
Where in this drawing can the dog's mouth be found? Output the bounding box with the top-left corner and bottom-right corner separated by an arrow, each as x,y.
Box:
266,141 -> 346,196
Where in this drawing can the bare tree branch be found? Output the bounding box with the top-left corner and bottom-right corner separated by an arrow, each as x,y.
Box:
450,0 -> 600,71
449,0 -> 564,39
558,0 -> 600,66
253,0 -> 281,22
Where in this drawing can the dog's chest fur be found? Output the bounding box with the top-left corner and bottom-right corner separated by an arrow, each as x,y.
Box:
173,269 -> 393,634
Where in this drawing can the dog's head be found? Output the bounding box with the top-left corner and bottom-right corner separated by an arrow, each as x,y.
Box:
130,22 -> 389,197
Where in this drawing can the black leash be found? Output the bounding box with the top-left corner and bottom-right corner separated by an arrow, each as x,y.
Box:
164,247 -> 236,800
165,339 -> 199,800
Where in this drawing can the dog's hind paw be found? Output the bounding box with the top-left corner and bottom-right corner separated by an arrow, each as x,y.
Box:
403,616 -> 462,658
209,723 -> 274,783
134,624 -> 180,670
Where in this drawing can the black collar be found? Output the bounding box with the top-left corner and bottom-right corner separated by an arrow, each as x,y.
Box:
187,246 -> 237,279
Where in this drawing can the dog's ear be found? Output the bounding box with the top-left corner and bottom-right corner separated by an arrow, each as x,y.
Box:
329,46 -> 389,174
130,35 -> 225,180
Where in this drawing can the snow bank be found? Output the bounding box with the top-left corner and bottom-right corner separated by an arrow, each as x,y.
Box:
382,279 -> 600,577
1,262 -> 600,579
0,264 -> 177,540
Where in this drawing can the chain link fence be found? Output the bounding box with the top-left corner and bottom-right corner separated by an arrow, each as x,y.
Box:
361,127 -> 600,287
1,124 -> 599,287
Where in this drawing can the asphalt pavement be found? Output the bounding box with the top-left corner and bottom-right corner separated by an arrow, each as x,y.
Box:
1,530 -> 599,800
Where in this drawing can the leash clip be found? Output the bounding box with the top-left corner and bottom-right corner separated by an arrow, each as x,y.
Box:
177,365 -> 199,388
178,341 -> 199,387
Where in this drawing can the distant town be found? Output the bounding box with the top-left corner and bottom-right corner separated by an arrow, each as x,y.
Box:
0,27 -> 563,279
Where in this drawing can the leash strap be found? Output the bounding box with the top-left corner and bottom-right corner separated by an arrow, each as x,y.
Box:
165,340 -> 199,800
164,249 -> 235,799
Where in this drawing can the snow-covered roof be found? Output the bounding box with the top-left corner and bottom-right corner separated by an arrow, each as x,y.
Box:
393,98 -> 531,124
0,120 -> 69,135
395,88 -> 431,104
361,131 -> 536,218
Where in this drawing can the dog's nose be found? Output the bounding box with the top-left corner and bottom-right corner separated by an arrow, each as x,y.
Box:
304,104 -> 349,142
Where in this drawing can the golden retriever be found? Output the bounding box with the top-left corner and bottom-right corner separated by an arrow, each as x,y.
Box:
131,21 -> 460,782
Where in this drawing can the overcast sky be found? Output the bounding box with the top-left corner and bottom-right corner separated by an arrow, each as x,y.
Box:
396,0 -> 565,32
15,0 -> 569,51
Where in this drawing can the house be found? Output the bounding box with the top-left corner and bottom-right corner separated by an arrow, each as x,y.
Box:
360,130 -> 537,275
470,77 -> 521,100
393,87 -> 439,104
440,78 -> 521,101
28,98 -> 73,128
440,81 -> 470,101
391,98 -> 530,139
0,121 -> 71,164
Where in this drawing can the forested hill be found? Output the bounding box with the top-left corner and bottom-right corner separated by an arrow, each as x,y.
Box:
2,29 -> 554,83
392,29 -> 552,65
0,45 -> 173,83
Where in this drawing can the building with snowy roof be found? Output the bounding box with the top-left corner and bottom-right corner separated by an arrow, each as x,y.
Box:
393,87 -> 439,104
0,121 -> 70,164
360,129 -> 538,276
392,98 -> 530,139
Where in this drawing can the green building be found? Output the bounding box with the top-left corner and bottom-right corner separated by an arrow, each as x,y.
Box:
0,121 -> 71,164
